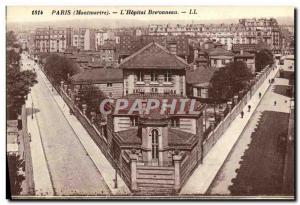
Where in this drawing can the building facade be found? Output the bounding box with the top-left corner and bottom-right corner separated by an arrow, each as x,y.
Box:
120,42 -> 188,97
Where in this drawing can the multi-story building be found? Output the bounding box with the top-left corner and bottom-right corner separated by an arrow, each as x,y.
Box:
49,27 -> 67,53
120,42 -> 188,96
17,31 -> 29,50
34,27 -> 72,53
98,40 -> 117,64
238,18 -> 280,53
71,28 -> 96,51
71,68 -> 123,98
117,34 -> 190,62
104,42 -> 205,194
147,18 -> 282,53
95,30 -> 109,50
279,25 -> 294,55
208,45 -> 234,68
34,28 -> 50,53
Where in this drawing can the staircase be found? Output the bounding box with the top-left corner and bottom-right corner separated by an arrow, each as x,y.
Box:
134,166 -> 176,195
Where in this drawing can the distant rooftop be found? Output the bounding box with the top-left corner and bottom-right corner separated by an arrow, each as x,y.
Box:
71,68 -> 123,84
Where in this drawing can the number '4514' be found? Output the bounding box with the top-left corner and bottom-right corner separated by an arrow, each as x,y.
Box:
32,10 -> 43,15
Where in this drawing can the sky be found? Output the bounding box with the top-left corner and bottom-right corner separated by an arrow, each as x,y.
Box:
6,6 -> 294,23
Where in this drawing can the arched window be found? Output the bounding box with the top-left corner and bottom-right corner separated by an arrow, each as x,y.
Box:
151,129 -> 159,159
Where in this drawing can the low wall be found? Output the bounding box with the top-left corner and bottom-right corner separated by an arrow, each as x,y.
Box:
179,146 -> 199,188
202,65 -> 273,158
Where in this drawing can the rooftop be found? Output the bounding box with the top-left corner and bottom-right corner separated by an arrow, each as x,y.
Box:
186,66 -> 218,86
114,127 -> 196,149
71,68 -> 123,84
119,42 -> 189,70
208,47 -> 234,56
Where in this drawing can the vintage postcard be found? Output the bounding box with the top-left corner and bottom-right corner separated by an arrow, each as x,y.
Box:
6,6 -> 295,200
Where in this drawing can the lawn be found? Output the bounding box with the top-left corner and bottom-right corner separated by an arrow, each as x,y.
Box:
273,85 -> 293,98
229,111 -> 290,196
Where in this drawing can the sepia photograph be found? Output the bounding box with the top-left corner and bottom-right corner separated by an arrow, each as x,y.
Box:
5,5 -> 295,200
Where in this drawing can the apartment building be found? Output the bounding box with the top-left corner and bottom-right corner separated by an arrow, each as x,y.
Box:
71,28 -> 96,51
34,27 -> 72,53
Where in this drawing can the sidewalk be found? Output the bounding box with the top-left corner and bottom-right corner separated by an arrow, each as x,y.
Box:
37,68 -> 131,195
180,66 -> 280,195
207,75 -> 291,195
26,93 -> 54,196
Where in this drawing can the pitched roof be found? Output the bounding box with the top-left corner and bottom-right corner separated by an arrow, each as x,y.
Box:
119,42 -> 189,70
114,127 -> 197,149
186,66 -> 218,85
168,128 -> 197,148
208,47 -> 234,56
114,129 -> 141,146
71,68 -> 123,84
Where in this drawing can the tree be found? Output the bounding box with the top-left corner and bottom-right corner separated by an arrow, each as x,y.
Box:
44,54 -> 80,85
7,49 -> 21,65
6,31 -> 18,48
7,49 -> 37,119
7,154 -> 25,195
7,64 -> 37,119
255,49 -> 274,72
77,85 -> 106,118
209,61 -> 253,102
209,68 -> 232,102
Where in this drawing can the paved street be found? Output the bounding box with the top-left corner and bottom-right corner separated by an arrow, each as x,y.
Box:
22,54 -> 111,196
180,65 -> 280,195
207,67 -> 291,195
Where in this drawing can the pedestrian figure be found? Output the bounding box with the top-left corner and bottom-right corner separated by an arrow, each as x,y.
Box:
259,92 -> 262,98
248,105 -> 251,112
241,111 -> 244,118
274,101 -> 277,106
28,133 -> 32,142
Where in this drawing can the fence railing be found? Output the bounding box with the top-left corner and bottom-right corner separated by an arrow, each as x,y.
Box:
202,64 -> 274,158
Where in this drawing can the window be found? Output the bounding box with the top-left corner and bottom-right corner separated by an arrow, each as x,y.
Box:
151,72 -> 157,82
164,71 -> 172,82
170,118 -> 180,128
130,116 -> 138,127
107,83 -> 112,87
197,88 -> 202,97
214,59 -> 217,65
137,71 -> 144,82
151,88 -> 158,93
151,129 -> 159,159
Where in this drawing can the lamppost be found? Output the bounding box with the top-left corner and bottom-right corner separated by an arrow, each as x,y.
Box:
31,94 -> 34,119
31,100 -> 34,119
114,168 -> 118,189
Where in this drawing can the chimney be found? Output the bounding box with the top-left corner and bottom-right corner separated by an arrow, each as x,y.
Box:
240,49 -> 244,55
